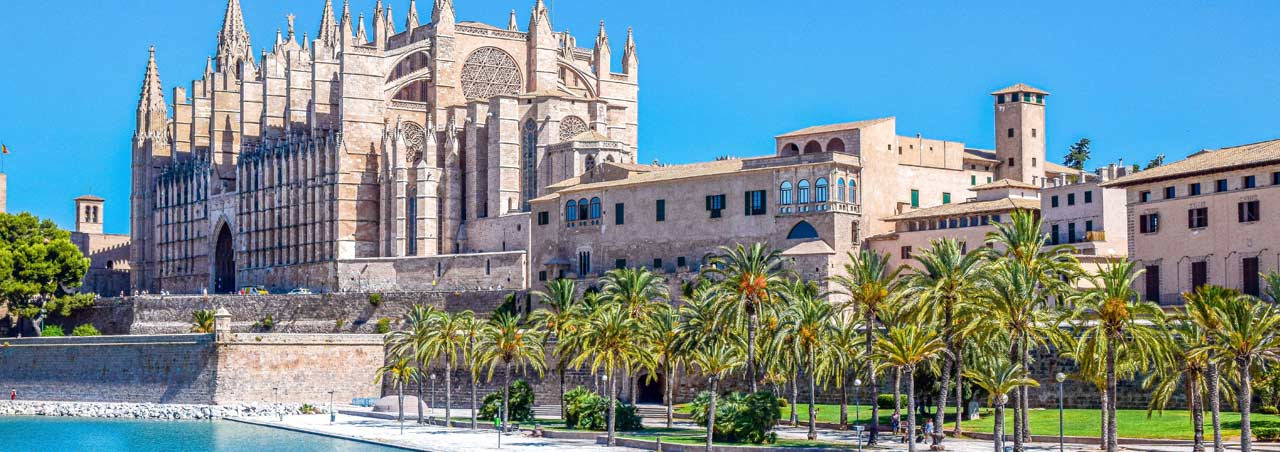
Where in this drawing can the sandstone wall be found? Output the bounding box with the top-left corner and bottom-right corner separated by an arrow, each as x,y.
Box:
213,333 -> 383,405
335,252 -> 527,292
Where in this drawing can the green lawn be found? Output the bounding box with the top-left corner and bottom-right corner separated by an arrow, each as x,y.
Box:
620,432 -> 848,449
962,408 -> 1280,440
676,402 -> 952,426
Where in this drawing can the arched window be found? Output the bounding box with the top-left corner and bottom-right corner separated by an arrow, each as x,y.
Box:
815,178 -> 829,202
781,143 -> 800,157
589,197 -> 601,219
566,200 -> 578,221
798,180 -> 811,203
803,141 -> 822,155
849,180 -> 857,203
827,138 -> 846,153
837,179 -> 846,201
787,221 -> 820,240
578,198 -> 589,221
780,181 -> 793,205
521,120 -> 538,211
585,155 -> 596,172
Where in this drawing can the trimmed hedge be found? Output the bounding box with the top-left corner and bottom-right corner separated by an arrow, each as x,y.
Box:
689,390 -> 781,444
562,386 -> 642,431
71,324 -> 100,336
878,394 -> 906,409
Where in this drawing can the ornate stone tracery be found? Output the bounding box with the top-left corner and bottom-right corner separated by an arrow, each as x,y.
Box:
559,116 -> 589,140
460,47 -> 522,100
401,121 -> 426,162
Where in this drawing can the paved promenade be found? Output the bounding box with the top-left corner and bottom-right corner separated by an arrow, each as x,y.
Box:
247,413 -> 618,452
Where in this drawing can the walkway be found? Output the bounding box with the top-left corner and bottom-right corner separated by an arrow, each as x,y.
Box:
244,413 -> 622,452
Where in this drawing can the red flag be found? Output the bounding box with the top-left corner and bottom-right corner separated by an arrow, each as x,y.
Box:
1,143 -> 7,154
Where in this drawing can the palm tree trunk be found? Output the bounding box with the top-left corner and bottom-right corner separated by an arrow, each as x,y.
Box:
895,366 -> 903,437
933,353 -> 952,448
665,360 -> 675,428
1239,358 -> 1253,452
1020,340 -> 1031,444
867,310 -> 880,445
790,376 -> 799,425
1106,340 -> 1119,452
502,361 -> 512,433
808,352 -> 818,440
1099,386 -> 1108,448
1209,362 -> 1223,452
840,380 -> 849,428
748,309 -> 759,393
632,369 -> 640,404
707,376 -> 718,452
471,373 -> 479,429
1190,373 -> 1205,452
398,384 -> 405,425
559,361 -> 567,422
608,366 -> 619,447
417,376 -> 425,424
444,359 -> 453,428
1010,341 -> 1024,452
954,347 -> 965,435
907,364 -> 918,452
993,401 -> 1005,452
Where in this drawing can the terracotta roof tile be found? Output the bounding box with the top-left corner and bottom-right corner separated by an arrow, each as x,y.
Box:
971,178 -> 1040,191
775,117 -> 894,139
990,83 -> 1050,96
1102,138 -> 1280,187
884,197 -> 1040,221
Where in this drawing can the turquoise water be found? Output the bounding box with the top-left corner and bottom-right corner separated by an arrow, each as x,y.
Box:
0,416 -> 401,451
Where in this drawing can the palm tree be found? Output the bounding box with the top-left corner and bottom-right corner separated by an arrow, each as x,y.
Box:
830,249 -> 904,444
874,325 -> 948,452
530,278 -> 581,419
1146,314 -> 1210,452
972,261 -> 1067,452
1071,259 -> 1165,452
423,309 -> 475,428
375,357 -> 420,430
703,243 -> 790,393
984,209 -> 1078,443
569,303 -> 652,446
816,314 -> 863,428
1186,285 -> 1237,452
475,312 -> 547,434
387,305 -> 437,424
962,355 -> 1039,452
690,340 -> 745,452
190,309 -> 216,333
600,267 -> 668,401
1197,294 -> 1280,452
904,238 -> 985,448
643,303 -> 683,427
780,279 -> 833,440
457,313 -> 486,429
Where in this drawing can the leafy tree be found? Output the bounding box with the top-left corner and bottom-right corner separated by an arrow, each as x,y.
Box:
690,340 -> 746,450
778,279 -> 832,440
0,213 -> 93,322
478,379 -> 535,422
475,313 -> 546,435
567,303 -> 650,446
874,325 -> 948,452
1185,285 -> 1237,452
963,355 -> 1039,452
374,357 -> 419,428
1145,154 -> 1166,170
530,278 -> 580,420
1146,313 -> 1212,452
1064,137 -> 1092,170
815,314 -> 863,428
642,304 -> 683,427
1197,294 -> 1280,452
423,309 -> 475,427
40,324 -> 64,337
386,305 -> 438,424
456,313 -> 486,429
71,323 -> 100,336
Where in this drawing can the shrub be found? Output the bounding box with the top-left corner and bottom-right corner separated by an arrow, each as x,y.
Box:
191,309 -> 216,333
1257,427 -> 1280,442
689,390 -> 780,444
375,317 -> 392,334
256,314 -> 275,331
1262,405 -> 1280,415
368,293 -> 383,306
877,394 -> 905,409
478,379 -> 535,422
300,403 -> 320,414
71,324 -> 101,336
40,325 -> 65,337
562,386 -> 642,431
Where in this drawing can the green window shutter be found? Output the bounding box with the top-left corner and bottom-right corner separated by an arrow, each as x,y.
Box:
615,203 -> 625,225
910,189 -> 920,208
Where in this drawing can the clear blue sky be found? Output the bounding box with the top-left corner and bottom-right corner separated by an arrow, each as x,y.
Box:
1,1 -> 1277,234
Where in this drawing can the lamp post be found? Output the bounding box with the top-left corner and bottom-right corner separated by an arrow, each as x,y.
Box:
273,387 -> 281,422
999,393 -> 1009,451
1055,372 -> 1067,452
853,378 -> 863,430
328,390 -> 335,424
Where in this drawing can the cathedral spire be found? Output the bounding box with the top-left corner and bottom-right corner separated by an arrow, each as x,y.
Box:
215,0 -> 253,74
317,0 -> 339,50
205,55 -> 214,76
385,5 -> 396,36
406,0 -> 420,30
373,0 -> 386,49
340,0 -> 354,42
623,27 -> 638,75
135,46 -> 169,148
432,0 -> 455,25
508,9 -> 519,31
287,14 -> 297,43
356,13 -> 368,43
275,29 -> 284,48
529,0 -> 551,34
596,20 -> 609,48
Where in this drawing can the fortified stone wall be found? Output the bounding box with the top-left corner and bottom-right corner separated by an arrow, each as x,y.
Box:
59,291 -> 515,335
0,331 -> 384,406
335,251 -> 527,292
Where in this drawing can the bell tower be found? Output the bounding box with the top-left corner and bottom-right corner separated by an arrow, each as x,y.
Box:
993,83 -> 1048,186
75,195 -> 105,235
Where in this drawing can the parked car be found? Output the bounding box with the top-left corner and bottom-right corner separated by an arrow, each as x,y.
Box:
287,288 -> 313,295
238,286 -> 268,295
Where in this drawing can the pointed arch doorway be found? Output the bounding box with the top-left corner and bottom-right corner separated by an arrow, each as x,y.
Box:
213,223 -> 236,294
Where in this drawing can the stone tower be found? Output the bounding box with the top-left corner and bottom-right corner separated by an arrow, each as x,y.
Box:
75,195 -> 105,234
992,83 -> 1048,185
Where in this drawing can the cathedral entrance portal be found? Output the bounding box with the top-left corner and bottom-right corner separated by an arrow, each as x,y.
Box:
213,223 -> 235,294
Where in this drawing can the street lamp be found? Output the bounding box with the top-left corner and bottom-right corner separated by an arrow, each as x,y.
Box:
273,387 -> 281,422
999,393 -> 1009,450
853,378 -> 863,429
1055,372 -> 1067,452
328,390 -> 335,424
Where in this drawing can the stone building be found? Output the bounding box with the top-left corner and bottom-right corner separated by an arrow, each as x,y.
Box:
1103,139 -> 1280,304
130,0 -> 639,294
70,196 -> 133,296
528,84 -> 1073,291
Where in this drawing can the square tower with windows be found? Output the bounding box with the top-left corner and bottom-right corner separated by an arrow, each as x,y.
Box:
993,83 -> 1048,186
75,195 -> 104,235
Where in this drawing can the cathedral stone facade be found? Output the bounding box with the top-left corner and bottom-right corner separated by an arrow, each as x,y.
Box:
131,0 -> 638,294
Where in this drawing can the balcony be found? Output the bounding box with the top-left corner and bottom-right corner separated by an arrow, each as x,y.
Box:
777,201 -> 861,215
